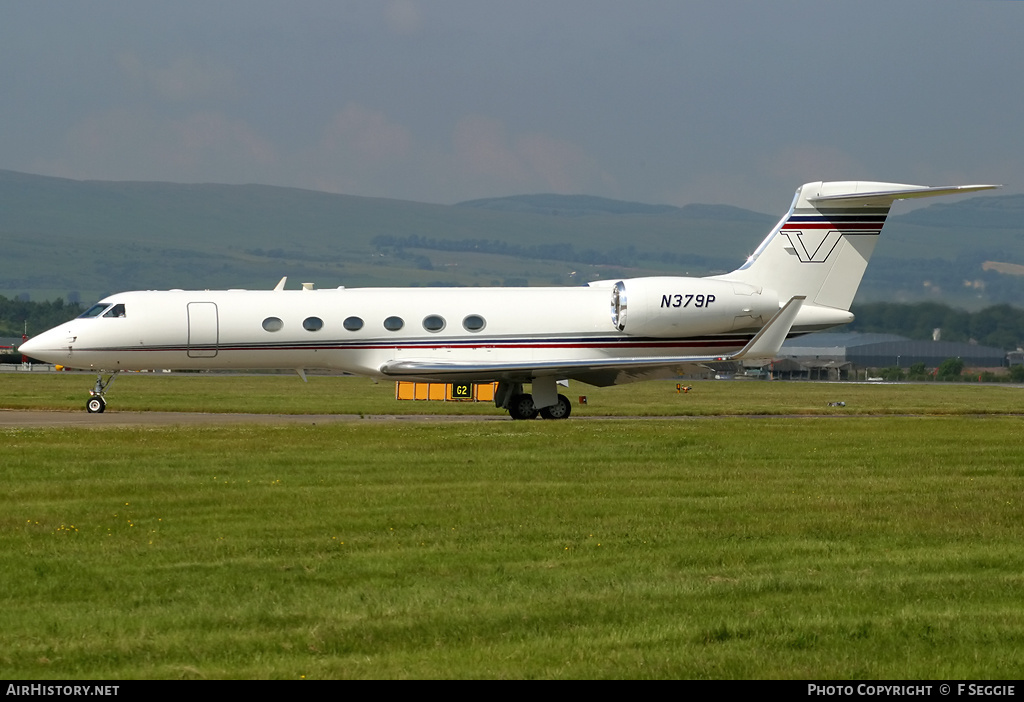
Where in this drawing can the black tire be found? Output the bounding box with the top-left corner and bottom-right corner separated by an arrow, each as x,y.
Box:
539,394 -> 572,420
508,393 -> 538,420
86,396 -> 106,413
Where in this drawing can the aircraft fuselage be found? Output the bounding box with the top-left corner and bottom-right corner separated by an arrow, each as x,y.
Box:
25,279 -> 773,379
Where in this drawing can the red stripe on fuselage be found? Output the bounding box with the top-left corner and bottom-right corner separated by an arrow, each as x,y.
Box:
217,339 -> 747,352
87,337 -> 750,354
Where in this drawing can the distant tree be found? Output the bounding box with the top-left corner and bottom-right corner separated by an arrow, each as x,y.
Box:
936,357 -> 965,381
0,295 -> 85,337
907,362 -> 930,381
879,367 -> 905,381
850,302 -> 1024,350
1009,365 -> 1024,383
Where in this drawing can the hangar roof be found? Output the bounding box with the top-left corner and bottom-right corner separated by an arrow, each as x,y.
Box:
849,340 -> 1006,367
783,332 -> 908,350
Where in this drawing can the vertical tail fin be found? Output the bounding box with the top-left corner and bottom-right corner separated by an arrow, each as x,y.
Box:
716,181 -> 999,315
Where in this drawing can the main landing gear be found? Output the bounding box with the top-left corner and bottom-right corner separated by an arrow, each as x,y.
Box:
497,382 -> 572,420
539,395 -> 572,420
86,371 -> 119,413
507,393 -> 539,420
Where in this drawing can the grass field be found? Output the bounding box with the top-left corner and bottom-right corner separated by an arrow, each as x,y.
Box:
4,371 -> 1024,416
1,376 -> 1023,679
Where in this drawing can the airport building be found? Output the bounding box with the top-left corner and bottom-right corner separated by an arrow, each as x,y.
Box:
774,332 -> 1010,380
1,337 -> 22,363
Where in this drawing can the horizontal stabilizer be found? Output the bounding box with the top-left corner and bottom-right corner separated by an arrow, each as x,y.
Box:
806,183 -> 1000,207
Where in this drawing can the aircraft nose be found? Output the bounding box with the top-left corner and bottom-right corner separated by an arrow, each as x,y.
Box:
17,336 -> 41,355
17,336 -> 48,358
18,327 -> 67,361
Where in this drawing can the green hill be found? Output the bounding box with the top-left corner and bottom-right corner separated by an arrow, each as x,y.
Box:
0,169 -> 1020,309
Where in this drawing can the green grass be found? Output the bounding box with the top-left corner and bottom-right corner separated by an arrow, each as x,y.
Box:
3,371 -> 1024,416
1,378 -> 1024,678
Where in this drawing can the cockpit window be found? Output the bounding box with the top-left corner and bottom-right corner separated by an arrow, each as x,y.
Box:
103,304 -> 126,318
78,304 -> 110,318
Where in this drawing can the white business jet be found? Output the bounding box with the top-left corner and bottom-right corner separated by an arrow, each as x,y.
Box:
19,180 -> 998,418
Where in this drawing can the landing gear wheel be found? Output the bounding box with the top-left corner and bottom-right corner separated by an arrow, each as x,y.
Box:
84,371 -> 119,413
539,394 -> 572,420
508,393 -> 538,420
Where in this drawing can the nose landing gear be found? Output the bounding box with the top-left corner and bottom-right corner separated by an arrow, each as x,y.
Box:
86,372 -> 119,413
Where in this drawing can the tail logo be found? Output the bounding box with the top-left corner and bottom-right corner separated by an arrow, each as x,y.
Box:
781,230 -> 843,264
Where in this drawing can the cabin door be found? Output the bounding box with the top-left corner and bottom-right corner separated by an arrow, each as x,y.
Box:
187,302 -> 219,358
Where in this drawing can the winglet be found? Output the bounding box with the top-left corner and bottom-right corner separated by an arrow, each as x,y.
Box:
274,276 -> 287,292
729,296 -> 805,362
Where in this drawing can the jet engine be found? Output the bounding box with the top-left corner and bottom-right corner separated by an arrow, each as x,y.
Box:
608,277 -> 779,337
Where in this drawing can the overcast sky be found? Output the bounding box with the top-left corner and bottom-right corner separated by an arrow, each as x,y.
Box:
1,0 -> 1020,213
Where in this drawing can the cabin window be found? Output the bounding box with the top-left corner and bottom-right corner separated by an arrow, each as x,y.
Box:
262,317 -> 284,332
103,304 -> 126,318
78,304 -> 109,318
343,316 -> 364,331
422,315 -> 446,332
303,317 -> 323,332
463,314 -> 486,332
383,316 -> 404,331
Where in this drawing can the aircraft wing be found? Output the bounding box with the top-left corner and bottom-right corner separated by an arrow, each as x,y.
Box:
379,296 -> 805,387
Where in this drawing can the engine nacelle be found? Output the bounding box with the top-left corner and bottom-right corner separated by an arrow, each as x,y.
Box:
607,277 -> 779,337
